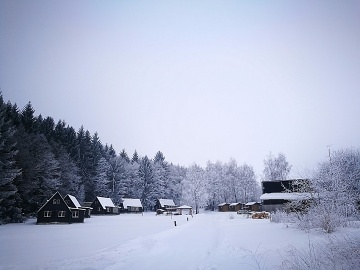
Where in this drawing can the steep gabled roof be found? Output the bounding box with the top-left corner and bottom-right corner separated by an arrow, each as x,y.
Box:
37,191 -> 70,213
158,199 -> 176,207
122,198 -> 143,208
65,194 -> 81,208
97,196 -> 115,209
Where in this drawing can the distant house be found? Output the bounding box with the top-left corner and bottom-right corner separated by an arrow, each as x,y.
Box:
121,198 -> 143,213
37,191 -> 85,224
260,179 -> 312,212
218,203 -> 230,212
91,196 -> 119,215
245,202 -> 261,212
177,205 -> 193,215
155,199 -> 177,212
229,202 -> 243,212
64,194 -> 92,218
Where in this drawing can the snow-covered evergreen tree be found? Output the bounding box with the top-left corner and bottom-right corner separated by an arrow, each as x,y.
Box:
0,95 -> 22,223
139,156 -> 156,210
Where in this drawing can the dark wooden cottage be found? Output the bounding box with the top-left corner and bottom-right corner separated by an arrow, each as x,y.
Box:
245,202 -> 261,212
121,198 -> 143,213
218,203 -> 230,212
91,196 -> 119,215
155,199 -> 177,212
229,202 -> 243,212
64,194 -> 92,218
260,179 -> 311,212
37,192 -> 85,224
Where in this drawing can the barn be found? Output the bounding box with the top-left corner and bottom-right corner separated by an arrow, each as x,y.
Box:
121,198 -> 143,213
90,196 -> 119,215
37,192 -> 85,224
260,179 -> 312,212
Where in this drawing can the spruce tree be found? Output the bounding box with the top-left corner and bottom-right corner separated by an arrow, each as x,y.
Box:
0,95 -> 22,223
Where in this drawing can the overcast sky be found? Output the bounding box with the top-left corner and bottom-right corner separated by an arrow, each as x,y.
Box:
1,0 -> 359,178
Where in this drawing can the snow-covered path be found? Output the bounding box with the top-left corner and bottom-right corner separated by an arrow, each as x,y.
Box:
54,213 -> 318,270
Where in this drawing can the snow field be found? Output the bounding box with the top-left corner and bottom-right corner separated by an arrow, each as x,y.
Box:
1,212 -> 358,270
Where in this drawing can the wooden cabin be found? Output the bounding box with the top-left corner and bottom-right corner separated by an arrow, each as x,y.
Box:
64,194 -> 92,218
229,202 -> 243,212
37,192 -> 85,224
121,198 -> 143,213
90,196 -> 119,215
155,199 -> 177,212
218,203 -> 230,212
245,202 -> 261,212
260,179 -> 311,212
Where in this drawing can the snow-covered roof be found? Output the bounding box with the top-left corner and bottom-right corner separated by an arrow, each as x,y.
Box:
218,203 -> 229,206
245,202 -> 259,206
122,198 -> 143,208
229,202 -> 241,206
159,199 -> 176,207
66,194 -> 81,208
177,205 -> 192,209
260,192 -> 312,201
97,197 -> 115,209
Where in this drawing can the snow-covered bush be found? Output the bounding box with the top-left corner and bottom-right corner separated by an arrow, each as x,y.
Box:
270,210 -> 295,224
280,235 -> 360,270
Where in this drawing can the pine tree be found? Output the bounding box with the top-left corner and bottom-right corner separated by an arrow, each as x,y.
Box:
139,156 -> 156,210
132,150 -> 139,163
20,102 -> 38,133
0,95 -> 22,223
120,149 -> 130,163
95,157 -> 112,197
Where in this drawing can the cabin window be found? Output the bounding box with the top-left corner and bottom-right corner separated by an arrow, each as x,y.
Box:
58,211 -> 66,217
98,207 -> 101,212
53,199 -> 60,204
107,207 -> 111,212
44,211 -> 52,217
72,211 -> 79,218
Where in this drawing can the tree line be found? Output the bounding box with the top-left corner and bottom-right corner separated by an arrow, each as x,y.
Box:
0,94 -> 261,223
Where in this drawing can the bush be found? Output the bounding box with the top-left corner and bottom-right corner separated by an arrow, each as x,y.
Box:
280,235 -> 360,270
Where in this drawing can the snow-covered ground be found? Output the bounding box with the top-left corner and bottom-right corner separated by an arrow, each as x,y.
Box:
1,212 -> 358,270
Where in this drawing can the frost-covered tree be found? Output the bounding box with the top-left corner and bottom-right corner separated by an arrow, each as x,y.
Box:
132,150 -> 139,163
95,157 -> 112,198
182,164 -> 208,214
139,156 -> 156,210
263,152 -> 292,181
153,151 -> 170,200
238,163 -> 258,202
51,142 -> 84,201
120,149 -> 130,163
311,148 -> 360,231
